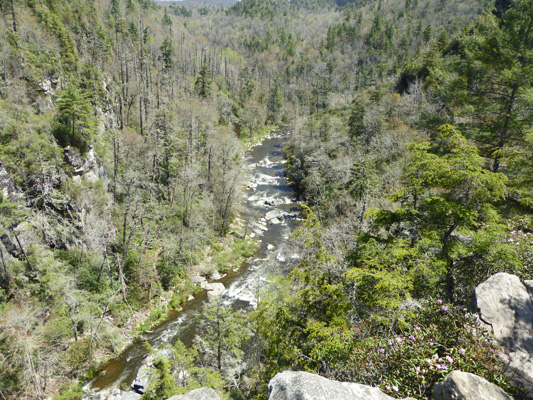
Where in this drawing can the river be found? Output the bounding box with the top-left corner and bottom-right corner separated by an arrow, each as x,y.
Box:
83,128 -> 300,399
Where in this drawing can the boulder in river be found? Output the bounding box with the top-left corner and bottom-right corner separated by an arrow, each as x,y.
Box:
206,282 -> 225,297
167,387 -> 220,400
267,371 -> 415,400
265,210 -> 284,221
264,197 -> 284,206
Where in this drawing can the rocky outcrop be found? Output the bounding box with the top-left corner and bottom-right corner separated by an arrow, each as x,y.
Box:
0,163 -> 17,199
434,370 -> 513,400
38,77 -> 62,109
475,272 -> 533,396
267,371 -> 415,400
167,387 -> 220,400
64,146 -> 107,184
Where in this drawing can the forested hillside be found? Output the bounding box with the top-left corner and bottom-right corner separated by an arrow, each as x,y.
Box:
0,0 -> 532,399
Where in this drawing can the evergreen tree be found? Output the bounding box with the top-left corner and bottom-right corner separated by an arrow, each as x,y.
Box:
55,84 -> 94,150
354,125 -> 508,302
195,64 -> 211,98
431,0 -> 533,173
159,38 -> 174,71
267,83 -> 283,122
195,297 -> 249,371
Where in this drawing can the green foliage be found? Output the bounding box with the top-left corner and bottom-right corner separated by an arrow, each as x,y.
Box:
346,237 -> 443,314
54,83 -> 94,151
429,0 -> 533,173
347,98 -> 365,139
159,38 -> 174,71
141,358 -> 177,400
162,9 -> 173,28
317,300 -> 517,399
141,340 -> 226,397
350,124 -> 508,303
195,64 -> 211,98
169,4 -> 192,17
253,207 -> 350,378
450,222 -> 533,302
136,307 -> 169,335
196,297 -> 250,371
214,238 -> 258,271
33,3 -> 78,71
267,84 -> 283,123
66,339 -> 93,371
53,382 -> 83,400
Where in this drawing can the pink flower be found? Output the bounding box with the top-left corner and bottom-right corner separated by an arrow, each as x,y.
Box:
446,355 -> 453,364
437,299 -> 443,304
459,348 -> 466,355
441,305 -> 449,312
378,348 -> 386,355
395,337 -> 403,344
414,325 -> 421,331
388,339 -> 393,346
409,335 -> 415,341
392,386 -> 399,393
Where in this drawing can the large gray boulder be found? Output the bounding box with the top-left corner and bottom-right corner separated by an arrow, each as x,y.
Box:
268,371 -> 414,400
265,209 -> 284,222
167,387 -> 220,400
207,282 -> 225,298
475,273 -> 533,396
434,370 -> 512,400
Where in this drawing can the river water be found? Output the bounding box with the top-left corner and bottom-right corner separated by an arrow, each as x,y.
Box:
84,129 -> 300,399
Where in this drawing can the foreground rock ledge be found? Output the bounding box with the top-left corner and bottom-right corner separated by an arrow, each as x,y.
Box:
267,371 -> 415,400
475,272 -> 533,396
167,387 -> 220,400
434,370 -> 513,400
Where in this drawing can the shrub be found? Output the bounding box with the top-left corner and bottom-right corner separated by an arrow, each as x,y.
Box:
53,382 -> 83,400
329,300 -> 517,399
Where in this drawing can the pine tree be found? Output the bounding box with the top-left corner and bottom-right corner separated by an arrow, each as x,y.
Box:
195,64 -> 211,98
431,0 -> 533,173
55,84 -> 94,150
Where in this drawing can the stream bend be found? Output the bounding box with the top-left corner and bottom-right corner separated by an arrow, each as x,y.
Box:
84,129 -> 301,399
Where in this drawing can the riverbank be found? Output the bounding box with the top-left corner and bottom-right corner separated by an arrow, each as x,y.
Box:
79,127 -> 299,399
